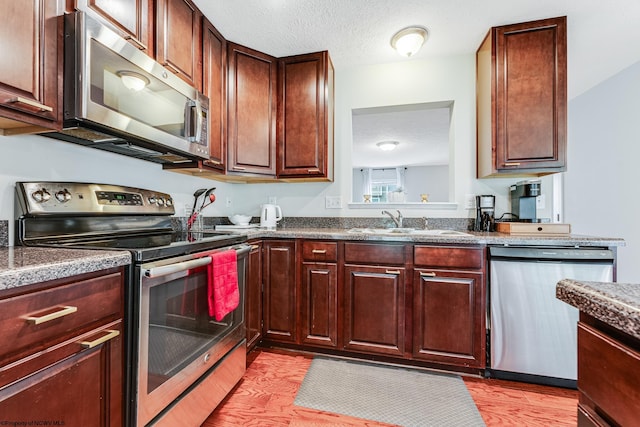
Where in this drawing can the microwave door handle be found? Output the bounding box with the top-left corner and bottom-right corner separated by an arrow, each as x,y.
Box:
144,256 -> 211,278
184,99 -> 196,142
193,99 -> 203,143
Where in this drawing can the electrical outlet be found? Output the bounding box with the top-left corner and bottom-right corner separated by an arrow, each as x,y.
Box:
464,194 -> 476,209
268,196 -> 277,205
225,197 -> 232,208
536,194 -> 545,209
325,196 -> 342,209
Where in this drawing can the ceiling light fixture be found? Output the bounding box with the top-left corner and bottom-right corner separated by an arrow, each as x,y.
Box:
376,140 -> 399,151
117,70 -> 150,92
390,26 -> 428,57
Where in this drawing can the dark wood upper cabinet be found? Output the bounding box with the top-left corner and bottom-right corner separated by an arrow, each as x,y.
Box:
0,0 -> 62,132
477,16 -> 567,178
277,51 -> 334,180
202,18 -> 227,171
155,0 -> 202,90
72,0 -> 151,53
227,42 -> 278,176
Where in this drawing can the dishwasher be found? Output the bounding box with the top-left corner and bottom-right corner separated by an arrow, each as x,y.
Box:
488,246 -> 615,388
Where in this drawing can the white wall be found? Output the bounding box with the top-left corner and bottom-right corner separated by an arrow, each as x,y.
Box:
564,60 -> 640,282
1,53 -> 557,243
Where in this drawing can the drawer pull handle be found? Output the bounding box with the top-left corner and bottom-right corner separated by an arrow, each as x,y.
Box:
307,168 -> 320,173
503,162 -> 521,167
250,245 -> 261,250
79,330 -> 120,349
385,270 -> 401,275
312,249 -> 327,254
232,166 -> 246,171
124,35 -> 148,51
420,272 -> 437,277
25,305 -> 77,325
204,160 -> 221,166
6,97 -> 53,112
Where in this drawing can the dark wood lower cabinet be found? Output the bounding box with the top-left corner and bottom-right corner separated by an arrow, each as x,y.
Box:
577,316 -> 640,426
262,240 -> 297,343
0,320 -> 123,426
246,241 -> 263,352
413,269 -> 485,368
301,262 -> 338,348
343,265 -> 405,357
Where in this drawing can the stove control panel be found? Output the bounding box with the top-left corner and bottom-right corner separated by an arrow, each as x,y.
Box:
16,182 -> 175,216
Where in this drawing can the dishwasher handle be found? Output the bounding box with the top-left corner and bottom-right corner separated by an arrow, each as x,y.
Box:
489,246 -> 614,262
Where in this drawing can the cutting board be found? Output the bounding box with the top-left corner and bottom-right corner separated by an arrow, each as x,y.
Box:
496,222 -> 571,236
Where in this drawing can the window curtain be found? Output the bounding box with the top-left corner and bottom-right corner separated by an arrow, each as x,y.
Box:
361,168 -> 372,197
396,167 -> 406,191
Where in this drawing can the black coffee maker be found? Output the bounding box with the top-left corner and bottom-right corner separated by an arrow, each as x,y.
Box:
510,180 -> 541,221
474,195 -> 495,232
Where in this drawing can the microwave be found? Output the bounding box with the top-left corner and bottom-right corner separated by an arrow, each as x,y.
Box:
43,12 -> 209,164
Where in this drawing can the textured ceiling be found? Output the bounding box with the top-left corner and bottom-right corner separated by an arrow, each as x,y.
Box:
194,0 -> 640,99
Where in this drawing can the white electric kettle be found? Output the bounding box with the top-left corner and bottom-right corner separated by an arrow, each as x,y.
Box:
260,204 -> 283,228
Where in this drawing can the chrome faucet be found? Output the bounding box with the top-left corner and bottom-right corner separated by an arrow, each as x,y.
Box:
382,210 -> 403,228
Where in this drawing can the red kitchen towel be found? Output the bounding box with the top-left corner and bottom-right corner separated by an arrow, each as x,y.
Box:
207,249 -> 239,321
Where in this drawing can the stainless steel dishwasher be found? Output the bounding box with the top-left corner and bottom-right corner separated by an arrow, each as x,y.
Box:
488,246 -> 615,387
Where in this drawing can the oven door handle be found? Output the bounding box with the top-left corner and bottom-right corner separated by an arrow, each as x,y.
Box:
143,257 -> 212,278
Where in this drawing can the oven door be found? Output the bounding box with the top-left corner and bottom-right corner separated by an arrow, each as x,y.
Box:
135,244 -> 249,426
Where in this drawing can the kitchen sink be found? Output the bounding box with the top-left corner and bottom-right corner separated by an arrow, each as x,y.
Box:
347,228 -> 472,237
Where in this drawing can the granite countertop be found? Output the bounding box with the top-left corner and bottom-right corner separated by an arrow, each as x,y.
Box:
0,246 -> 131,292
236,227 -> 625,247
557,279 -> 640,340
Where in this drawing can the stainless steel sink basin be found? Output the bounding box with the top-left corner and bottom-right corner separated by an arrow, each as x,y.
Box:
347,228 -> 472,237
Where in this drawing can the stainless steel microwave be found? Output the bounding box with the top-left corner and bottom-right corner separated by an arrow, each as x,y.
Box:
43,12 -> 209,164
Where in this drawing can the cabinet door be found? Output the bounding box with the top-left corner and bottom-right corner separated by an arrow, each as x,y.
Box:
245,242 -> 263,351
227,43 -> 277,176
301,262 -> 338,348
413,269 -> 485,368
277,51 -> 334,180
76,0 -> 150,53
0,0 -> 61,129
263,240 -> 297,343
0,321 -> 123,426
155,0 -> 202,89
202,19 -> 227,172
344,265 -> 405,357
477,16 -> 566,177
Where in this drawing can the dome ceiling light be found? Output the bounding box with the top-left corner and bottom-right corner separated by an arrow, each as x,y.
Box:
376,140 -> 399,151
390,26 -> 428,57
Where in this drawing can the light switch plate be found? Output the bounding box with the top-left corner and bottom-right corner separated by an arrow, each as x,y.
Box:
464,194 -> 476,209
325,196 -> 342,209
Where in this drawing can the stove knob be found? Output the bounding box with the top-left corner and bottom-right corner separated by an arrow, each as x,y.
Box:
55,189 -> 72,203
148,196 -> 156,205
32,189 -> 51,203
156,197 -> 165,206
165,198 -> 173,207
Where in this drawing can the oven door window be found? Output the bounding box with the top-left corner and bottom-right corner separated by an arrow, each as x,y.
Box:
143,264 -> 242,393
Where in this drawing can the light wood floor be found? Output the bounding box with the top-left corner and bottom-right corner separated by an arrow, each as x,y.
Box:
203,348 -> 578,426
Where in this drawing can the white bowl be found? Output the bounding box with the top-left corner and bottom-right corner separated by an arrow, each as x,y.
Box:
228,214 -> 252,226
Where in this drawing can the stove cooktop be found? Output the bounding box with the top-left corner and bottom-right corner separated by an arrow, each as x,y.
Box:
41,230 -> 248,262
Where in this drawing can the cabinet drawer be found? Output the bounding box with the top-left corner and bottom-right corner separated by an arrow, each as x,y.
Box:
414,246 -> 484,269
578,322 -> 640,426
302,241 -> 337,262
344,243 -> 405,265
0,271 -> 123,364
